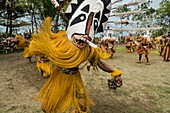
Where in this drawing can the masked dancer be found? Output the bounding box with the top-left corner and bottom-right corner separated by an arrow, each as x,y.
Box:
29,0 -> 123,112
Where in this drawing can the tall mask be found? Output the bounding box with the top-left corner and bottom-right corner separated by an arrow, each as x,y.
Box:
65,0 -> 111,48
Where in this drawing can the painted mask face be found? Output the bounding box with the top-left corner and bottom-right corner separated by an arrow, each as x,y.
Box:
66,0 -> 111,48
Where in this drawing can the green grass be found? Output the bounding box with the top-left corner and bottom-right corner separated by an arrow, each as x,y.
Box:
116,45 -> 126,51
150,49 -> 160,55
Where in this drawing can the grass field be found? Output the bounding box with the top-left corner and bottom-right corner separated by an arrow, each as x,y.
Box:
0,45 -> 170,113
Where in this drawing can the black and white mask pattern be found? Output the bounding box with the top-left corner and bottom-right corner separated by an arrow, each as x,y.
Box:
65,0 -> 111,48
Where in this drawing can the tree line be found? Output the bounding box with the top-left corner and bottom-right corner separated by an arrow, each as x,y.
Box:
0,0 -> 169,37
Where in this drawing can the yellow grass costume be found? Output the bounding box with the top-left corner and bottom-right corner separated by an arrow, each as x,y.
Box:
125,36 -> 134,52
15,35 -> 27,49
162,37 -> 170,61
135,36 -> 151,64
29,17 -> 122,112
158,37 -> 165,56
37,55 -> 53,77
99,41 -> 114,59
22,47 -> 33,59
135,36 -> 150,55
163,45 -> 170,61
29,17 -> 103,113
15,35 -> 34,59
15,35 -> 53,77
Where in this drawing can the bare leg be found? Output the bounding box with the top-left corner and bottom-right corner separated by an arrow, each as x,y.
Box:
136,54 -> 142,63
145,54 -> 150,65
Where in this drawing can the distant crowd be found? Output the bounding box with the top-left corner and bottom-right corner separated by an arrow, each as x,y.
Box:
0,31 -> 170,63
93,31 -> 170,63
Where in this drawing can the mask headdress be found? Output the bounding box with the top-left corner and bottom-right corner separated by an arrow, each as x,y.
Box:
97,0 -> 111,33
65,0 -> 111,32
65,0 -> 83,20
65,0 -> 111,48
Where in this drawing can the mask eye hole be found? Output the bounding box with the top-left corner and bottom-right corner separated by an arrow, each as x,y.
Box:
94,20 -> 98,31
80,16 -> 85,20
70,14 -> 86,26
93,11 -> 100,32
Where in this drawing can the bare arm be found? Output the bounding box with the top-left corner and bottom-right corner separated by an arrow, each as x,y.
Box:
97,58 -> 123,89
97,59 -> 113,73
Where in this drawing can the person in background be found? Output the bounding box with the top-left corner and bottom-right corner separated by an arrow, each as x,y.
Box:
125,33 -> 135,53
104,33 -> 116,58
135,34 -> 151,65
158,36 -> 166,56
162,32 -> 170,61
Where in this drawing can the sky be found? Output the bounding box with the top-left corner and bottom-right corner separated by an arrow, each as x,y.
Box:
111,0 -> 161,9
151,0 -> 162,9
110,0 -> 162,21
104,0 -> 163,36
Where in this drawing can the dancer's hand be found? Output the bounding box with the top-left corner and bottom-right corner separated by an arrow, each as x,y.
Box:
114,75 -> 122,87
108,75 -> 122,90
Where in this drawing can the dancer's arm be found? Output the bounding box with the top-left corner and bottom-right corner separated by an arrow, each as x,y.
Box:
97,59 -> 123,77
97,59 -> 113,73
97,58 -> 123,88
